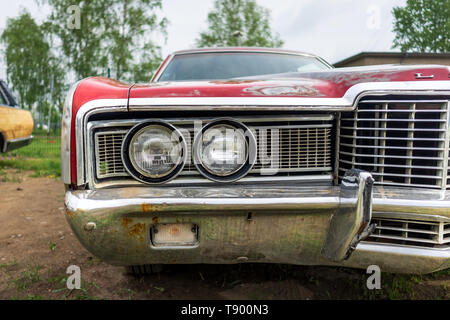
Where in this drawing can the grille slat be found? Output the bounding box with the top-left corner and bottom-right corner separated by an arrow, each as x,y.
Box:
339,100 -> 449,189
94,117 -> 333,181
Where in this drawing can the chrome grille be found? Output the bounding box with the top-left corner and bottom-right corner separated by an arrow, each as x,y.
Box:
339,99 -> 450,189
253,127 -> 331,171
95,131 -> 127,178
92,116 -> 333,182
367,217 -> 450,248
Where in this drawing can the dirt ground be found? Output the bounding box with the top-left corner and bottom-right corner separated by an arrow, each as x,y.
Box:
0,171 -> 449,300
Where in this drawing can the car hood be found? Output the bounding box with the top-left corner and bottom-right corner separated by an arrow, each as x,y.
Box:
71,64 -> 450,114
130,64 -> 450,99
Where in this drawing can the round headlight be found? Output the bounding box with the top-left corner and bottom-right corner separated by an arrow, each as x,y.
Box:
193,119 -> 256,182
122,121 -> 187,184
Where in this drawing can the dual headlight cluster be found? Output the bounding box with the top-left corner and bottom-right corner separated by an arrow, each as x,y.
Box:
121,119 -> 257,184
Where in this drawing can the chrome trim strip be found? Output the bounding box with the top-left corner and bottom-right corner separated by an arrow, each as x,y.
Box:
334,112 -> 340,185
87,115 -> 333,128
65,184 -> 450,222
65,186 -> 341,213
61,81 -> 82,184
91,174 -> 334,189
415,73 -> 434,79
152,54 -> 174,82
171,48 -> 322,58
360,99 -> 449,103
5,135 -> 33,144
75,100 -> 128,186
442,101 -> 450,189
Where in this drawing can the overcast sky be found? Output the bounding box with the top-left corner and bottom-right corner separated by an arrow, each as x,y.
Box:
0,0 -> 406,78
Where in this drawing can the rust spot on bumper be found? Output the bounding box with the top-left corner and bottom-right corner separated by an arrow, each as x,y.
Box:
128,223 -> 146,242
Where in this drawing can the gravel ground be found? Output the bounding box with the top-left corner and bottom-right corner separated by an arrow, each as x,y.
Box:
0,171 -> 449,300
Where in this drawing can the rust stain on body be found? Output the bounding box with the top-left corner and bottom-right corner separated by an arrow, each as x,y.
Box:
142,203 -> 153,212
121,217 -> 133,228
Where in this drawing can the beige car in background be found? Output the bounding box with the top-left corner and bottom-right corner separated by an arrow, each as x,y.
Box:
0,79 -> 33,153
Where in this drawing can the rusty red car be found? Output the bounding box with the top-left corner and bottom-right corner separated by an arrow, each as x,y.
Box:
62,47 -> 450,274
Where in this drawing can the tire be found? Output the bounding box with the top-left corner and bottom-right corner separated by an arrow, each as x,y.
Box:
126,264 -> 164,275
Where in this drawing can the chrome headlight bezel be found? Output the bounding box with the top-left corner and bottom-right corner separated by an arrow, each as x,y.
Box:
121,121 -> 187,184
193,119 -> 257,182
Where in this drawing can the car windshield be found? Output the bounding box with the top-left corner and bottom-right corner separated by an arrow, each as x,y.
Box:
157,52 -> 331,82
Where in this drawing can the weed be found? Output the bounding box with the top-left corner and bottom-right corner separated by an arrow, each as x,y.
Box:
11,265 -> 44,290
362,273 -> 415,300
0,260 -> 18,269
49,241 -> 57,252
72,287 -> 96,300
48,273 -> 67,285
27,295 -> 46,300
119,288 -> 136,299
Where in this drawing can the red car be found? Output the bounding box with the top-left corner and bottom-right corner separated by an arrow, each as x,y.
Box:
62,47 -> 450,274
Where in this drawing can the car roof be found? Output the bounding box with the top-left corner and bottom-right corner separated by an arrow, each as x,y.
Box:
168,47 -> 333,70
172,47 -> 318,58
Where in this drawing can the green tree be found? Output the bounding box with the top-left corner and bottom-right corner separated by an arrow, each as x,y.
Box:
196,0 -> 283,48
41,0 -> 112,79
41,0 -> 168,82
392,0 -> 450,52
105,0 -> 168,81
1,11 -> 64,112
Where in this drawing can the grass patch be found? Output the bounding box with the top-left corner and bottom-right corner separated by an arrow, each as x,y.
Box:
0,158 -> 60,178
9,135 -> 60,159
11,265 -> 44,290
0,135 -> 61,178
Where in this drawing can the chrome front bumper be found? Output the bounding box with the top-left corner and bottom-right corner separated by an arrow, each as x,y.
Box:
64,170 -> 450,274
